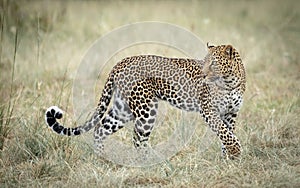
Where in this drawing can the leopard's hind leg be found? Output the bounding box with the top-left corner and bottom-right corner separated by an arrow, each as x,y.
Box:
132,98 -> 158,152
94,90 -> 134,155
125,79 -> 159,157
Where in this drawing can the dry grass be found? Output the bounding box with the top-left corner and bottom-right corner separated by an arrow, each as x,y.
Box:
1,0 -> 299,187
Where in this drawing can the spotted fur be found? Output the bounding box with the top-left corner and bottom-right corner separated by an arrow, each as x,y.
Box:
45,44 -> 246,159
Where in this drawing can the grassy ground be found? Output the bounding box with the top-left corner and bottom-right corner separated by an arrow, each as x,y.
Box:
1,0 -> 299,187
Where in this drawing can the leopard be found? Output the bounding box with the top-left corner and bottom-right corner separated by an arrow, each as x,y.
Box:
45,43 -> 246,159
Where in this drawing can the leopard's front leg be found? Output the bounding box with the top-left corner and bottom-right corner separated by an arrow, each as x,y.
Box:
218,126 -> 241,158
201,108 -> 241,159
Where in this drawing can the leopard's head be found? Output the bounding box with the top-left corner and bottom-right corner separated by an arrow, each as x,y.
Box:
203,43 -> 246,92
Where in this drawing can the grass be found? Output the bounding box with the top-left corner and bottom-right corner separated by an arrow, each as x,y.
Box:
1,0 -> 300,187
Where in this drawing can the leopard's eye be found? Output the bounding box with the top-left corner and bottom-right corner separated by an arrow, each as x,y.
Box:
208,61 -> 217,71
211,60 -> 217,67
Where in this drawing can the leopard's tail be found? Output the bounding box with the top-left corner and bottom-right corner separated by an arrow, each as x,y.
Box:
44,73 -> 115,136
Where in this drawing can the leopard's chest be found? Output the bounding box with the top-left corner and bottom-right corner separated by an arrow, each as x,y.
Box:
212,89 -> 243,116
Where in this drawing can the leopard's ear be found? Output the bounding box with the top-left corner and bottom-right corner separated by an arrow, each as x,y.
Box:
225,45 -> 233,59
207,42 -> 214,49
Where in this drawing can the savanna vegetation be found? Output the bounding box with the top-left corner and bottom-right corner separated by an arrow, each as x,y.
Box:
0,0 -> 299,187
